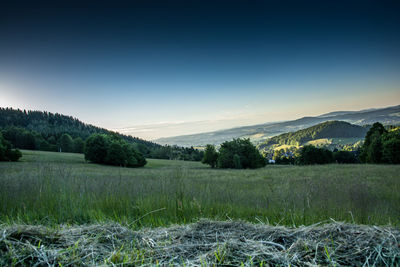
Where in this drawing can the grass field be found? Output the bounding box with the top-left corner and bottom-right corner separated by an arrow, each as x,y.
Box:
1,150 -> 399,228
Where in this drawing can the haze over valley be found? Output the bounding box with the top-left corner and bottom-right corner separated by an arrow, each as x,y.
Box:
156,104 -> 400,147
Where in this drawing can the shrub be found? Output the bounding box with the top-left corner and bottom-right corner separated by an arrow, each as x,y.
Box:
5,149 -> 22,161
0,138 -> 5,160
359,122 -> 386,163
123,143 -> 138,166
202,144 -> 218,168
233,154 -> 242,169
73,137 -> 85,153
131,148 -> 147,167
58,133 -> 74,152
84,134 -> 146,167
85,134 -> 109,163
106,141 -> 126,166
359,123 -> 400,164
382,136 -> 400,164
333,150 -> 357,164
296,145 -> 334,165
275,156 -> 295,165
273,149 -> 295,165
0,133 -> 22,162
217,139 -> 265,169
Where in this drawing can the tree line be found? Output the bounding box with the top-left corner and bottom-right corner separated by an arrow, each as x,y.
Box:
0,108 -> 203,161
202,122 -> 400,168
268,122 -> 399,165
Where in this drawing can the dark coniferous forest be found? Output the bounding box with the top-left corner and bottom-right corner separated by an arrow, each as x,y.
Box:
0,108 -> 203,161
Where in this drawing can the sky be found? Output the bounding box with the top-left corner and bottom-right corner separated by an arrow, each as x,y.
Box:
1,0 -> 400,140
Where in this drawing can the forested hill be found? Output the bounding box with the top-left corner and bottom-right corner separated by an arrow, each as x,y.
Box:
258,121 -> 368,148
0,108 -> 203,161
0,107 -> 157,148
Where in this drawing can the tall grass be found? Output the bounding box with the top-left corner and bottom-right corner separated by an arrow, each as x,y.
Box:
0,150 -> 399,227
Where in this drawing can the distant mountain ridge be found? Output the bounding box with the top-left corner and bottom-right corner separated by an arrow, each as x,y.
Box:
155,105 -> 400,147
317,107 -> 379,117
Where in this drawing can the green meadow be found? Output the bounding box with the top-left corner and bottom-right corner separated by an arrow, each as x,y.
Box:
1,150 -> 399,228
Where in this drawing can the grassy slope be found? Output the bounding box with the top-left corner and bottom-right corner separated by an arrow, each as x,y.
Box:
1,150 -> 399,227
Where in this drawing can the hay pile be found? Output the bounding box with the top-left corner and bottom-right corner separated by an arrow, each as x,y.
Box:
1,220 -> 399,266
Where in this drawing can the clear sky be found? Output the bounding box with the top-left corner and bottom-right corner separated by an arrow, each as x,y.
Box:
1,0 -> 399,140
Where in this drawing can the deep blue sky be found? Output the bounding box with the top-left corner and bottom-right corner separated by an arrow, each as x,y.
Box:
1,0 -> 399,139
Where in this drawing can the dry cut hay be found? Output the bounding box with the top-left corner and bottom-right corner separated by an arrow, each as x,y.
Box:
1,220 -> 399,266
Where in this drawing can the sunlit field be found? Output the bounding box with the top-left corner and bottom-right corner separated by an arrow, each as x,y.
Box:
1,150 -> 399,228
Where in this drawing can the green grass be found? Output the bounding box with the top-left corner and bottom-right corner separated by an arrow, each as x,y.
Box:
1,150 -> 399,227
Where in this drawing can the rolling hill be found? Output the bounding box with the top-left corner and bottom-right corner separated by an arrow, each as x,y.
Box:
0,108 -> 203,160
257,121 -> 368,153
0,107 -> 159,149
155,105 -> 400,147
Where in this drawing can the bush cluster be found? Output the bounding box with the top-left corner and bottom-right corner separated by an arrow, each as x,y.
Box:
296,145 -> 334,165
0,133 -> 22,162
272,146 -> 358,165
202,139 -> 266,169
84,134 -> 146,167
333,150 -> 357,164
359,122 -> 400,164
